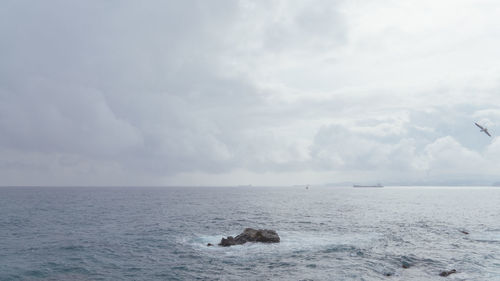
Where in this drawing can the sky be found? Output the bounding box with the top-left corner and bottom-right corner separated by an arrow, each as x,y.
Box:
2,0 -> 500,186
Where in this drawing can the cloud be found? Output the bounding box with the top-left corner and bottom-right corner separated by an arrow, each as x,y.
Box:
420,136 -> 484,174
1,1 -> 500,185
0,80 -> 142,155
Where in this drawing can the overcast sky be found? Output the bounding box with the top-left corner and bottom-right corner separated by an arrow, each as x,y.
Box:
2,0 -> 500,186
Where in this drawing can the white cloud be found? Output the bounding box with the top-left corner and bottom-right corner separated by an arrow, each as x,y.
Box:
420,136 -> 483,173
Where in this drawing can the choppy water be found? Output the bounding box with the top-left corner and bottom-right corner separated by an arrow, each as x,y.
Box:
1,186 -> 500,280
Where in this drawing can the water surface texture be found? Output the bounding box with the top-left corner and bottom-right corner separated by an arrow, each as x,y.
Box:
1,186 -> 500,280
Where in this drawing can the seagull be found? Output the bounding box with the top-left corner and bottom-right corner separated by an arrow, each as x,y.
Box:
475,122 -> 491,137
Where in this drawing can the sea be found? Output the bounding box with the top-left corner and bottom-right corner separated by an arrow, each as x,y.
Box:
1,186 -> 500,280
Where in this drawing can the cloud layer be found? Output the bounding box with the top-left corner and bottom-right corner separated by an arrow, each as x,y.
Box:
2,0 -> 500,186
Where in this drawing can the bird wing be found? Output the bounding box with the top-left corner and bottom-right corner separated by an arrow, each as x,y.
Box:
475,122 -> 484,129
485,129 -> 492,137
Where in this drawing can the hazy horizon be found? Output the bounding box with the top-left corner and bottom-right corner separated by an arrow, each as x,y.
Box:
4,180 -> 500,187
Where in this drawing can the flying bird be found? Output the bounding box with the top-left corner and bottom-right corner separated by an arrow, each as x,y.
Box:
475,122 -> 491,137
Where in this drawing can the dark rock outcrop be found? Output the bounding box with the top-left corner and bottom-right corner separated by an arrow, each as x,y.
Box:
219,228 -> 280,247
219,236 -> 236,247
439,269 -> 456,277
207,243 -> 213,247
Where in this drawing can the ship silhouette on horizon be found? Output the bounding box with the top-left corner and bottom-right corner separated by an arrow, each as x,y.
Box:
353,183 -> 383,188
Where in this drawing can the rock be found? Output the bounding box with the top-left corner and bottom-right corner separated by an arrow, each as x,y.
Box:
219,236 -> 236,247
439,269 -> 457,277
460,230 -> 469,235
235,228 -> 280,244
207,243 -> 213,246
402,261 -> 411,269
219,228 -> 280,247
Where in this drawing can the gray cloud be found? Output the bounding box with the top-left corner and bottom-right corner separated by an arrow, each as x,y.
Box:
2,1 -> 500,186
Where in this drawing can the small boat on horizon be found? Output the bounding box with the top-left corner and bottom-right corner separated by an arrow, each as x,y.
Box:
353,183 -> 383,188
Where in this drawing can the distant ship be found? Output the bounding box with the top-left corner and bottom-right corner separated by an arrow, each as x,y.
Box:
353,183 -> 383,188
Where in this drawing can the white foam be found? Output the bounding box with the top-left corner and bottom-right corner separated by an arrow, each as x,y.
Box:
190,231 -> 382,257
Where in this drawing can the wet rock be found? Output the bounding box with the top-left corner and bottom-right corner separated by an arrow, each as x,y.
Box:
460,230 -> 469,235
439,269 -> 456,277
219,236 -> 236,247
402,261 -> 411,269
219,228 -> 280,247
207,243 -> 213,247
235,228 -> 280,244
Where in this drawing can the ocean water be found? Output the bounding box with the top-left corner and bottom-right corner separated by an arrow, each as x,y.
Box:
1,186 -> 500,280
